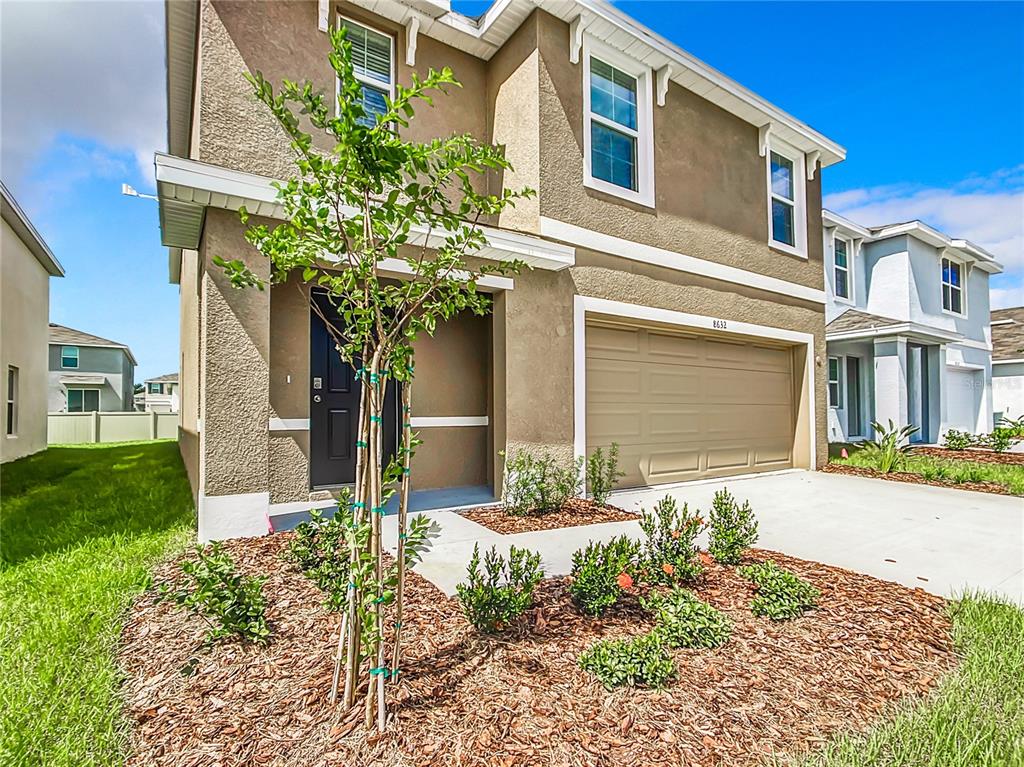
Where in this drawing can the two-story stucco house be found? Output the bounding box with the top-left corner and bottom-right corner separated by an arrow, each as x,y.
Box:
137,373 -> 180,413
1,182 -> 65,463
47,324 -> 137,413
822,210 -> 1002,444
991,307 -> 1024,423
160,0 -> 846,540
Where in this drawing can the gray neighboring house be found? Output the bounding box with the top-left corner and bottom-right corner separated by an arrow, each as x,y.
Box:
991,307 -> 1024,423
823,210 -> 1002,444
48,324 -> 137,412
138,372 -> 180,413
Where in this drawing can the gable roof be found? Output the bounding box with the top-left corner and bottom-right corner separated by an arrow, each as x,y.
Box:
49,323 -> 138,365
1,181 -> 65,277
145,372 -> 179,384
991,307 -> 1024,362
165,0 -> 845,167
826,309 -> 902,334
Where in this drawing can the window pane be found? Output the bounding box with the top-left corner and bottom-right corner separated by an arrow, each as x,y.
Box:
347,22 -> 391,85
771,199 -> 794,246
61,346 -> 78,368
85,390 -> 99,412
835,268 -> 848,299
356,84 -> 388,127
68,389 -> 82,412
828,358 -> 839,380
590,58 -> 637,131
591,121 -> 637,191
834,238 -> 847,267
828,382 -> 840,407
951,287 -> 962,314
942,283 -> 951,310
770,152 -> 794,200
949,262 -> 961,287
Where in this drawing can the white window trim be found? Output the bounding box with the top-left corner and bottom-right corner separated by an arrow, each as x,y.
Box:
765,136 -> 807,259
66,387 -> 99,413
336,15 -> 396,118
827,355 -> 841,408
582,36 -> 655,209
61,345 -> 79,369
940,254 -> 967,318
832,233 -> 854,304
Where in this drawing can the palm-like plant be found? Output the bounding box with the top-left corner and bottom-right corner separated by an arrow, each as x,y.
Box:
862,419 -> 920,473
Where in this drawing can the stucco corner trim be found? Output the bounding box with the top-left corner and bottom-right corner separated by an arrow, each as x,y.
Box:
410,416 -> 489,427
269,418 -> 310,431
198,491 -> 271,542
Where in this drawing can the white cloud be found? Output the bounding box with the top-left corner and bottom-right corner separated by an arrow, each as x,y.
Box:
824,166 -> 1024,309
0,0 -> 165,186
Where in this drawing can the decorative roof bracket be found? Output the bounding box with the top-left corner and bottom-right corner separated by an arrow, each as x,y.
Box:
406,17 -> 420,67
569,14 -> 588,64
758,122 -> 774,157
656,65 -> 672,107
318,0 -> 329,32
806,150 -> 821,180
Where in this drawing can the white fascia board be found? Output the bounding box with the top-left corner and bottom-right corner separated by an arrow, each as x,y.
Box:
826,322 -> 964,345
993,358 -> 1024,365
154,153 -> 574,271
376,257 -> 514,290
869,221 -> 1002,273
539,216 -> 826,304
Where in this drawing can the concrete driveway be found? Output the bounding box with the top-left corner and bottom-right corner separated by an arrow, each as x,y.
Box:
386,470 -> 1023,604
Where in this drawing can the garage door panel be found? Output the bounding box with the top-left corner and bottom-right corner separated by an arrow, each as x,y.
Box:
586,321 -> 795,488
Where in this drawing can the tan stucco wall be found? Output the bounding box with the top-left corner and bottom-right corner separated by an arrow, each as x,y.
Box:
0,218 -> 51,463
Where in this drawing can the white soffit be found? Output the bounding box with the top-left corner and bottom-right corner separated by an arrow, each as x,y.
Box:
155,153 -> 575,276
349,0 -> 845,166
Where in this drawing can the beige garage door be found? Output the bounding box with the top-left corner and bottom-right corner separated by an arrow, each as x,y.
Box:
586,321 -> 796,488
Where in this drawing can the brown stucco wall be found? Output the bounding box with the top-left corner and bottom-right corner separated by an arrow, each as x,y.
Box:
178,426 -> 201,502
534,11 -> 824,291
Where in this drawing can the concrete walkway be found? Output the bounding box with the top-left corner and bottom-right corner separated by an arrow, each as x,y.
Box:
384,470 -> 1023,604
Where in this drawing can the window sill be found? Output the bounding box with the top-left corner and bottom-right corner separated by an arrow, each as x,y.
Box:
583,177 -> 655,210
941,308 -> 967,319
769,241 -> 808,260
833,296 -> 854,306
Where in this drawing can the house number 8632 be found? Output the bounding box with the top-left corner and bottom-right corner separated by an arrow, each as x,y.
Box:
712,319 -> 727,330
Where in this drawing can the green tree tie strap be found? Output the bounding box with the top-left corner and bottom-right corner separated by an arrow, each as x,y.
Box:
356,440 -> 368,448
369,415 -> 382,423
372,506 -> 386,515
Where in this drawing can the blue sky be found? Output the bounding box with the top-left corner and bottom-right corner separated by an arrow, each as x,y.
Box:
2,1 -> 1022,382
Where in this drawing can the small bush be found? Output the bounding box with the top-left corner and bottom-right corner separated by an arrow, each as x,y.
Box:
942,428 -> 976,451
739,560 -> 819,620
158,543 -> 270,645
286,508 -> 350,611
642,588 -> 732,649
502,449 -> 584,516
587,443 -> 625,505
578,631 -> 675,690
638,495 -> 704,584
862,419 -> 919,473
570,535 -> 640,616
706,489 -> 758,565
456,544 -> 543,632
981,427 -> 1020,453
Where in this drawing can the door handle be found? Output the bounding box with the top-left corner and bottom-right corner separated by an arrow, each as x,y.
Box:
313,394 -> 322,403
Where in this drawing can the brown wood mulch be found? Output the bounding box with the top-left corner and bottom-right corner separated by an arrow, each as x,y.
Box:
461,498 -> 637,535
823,461 -> 1013,496
910,446 -> 1024,466
120,535 -> 956,767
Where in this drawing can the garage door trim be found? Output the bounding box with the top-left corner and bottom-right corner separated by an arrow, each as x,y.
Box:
573,296 -> 817,482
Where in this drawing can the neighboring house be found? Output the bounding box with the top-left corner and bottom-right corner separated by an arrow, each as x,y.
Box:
48,324 -> 137,412
1,182 -> 65,463
160,0 -> 846,540
822,210 -> 1002,444
139,373 -> 180,413
991,307 -> 1024,423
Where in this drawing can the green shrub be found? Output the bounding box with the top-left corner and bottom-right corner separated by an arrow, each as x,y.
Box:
578,631 -> 675,690
456,544 -> 543,632
739,560 -> 819,620
502,449 -> 584,515
862,419 -> 919,473
942,428 -> 976,451
158,542 -> 270,645
286,507 -> 351,611
638,495 -> 704,583
997,414 -> 1024,437
706,488 -> 758,565
570,535 -> 640,616
981,427 -> 1020,453
586,443 -> 625,505
642,588 -> 732,649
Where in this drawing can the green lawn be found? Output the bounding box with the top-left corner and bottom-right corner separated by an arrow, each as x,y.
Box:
834,450 -> 1024,495
0,441 -> 194,766
792,593 -> 1024,767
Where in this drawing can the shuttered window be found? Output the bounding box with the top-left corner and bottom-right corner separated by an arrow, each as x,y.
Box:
342,19 -> 393,127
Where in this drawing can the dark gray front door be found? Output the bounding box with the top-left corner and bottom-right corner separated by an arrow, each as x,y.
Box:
846,356 -> 862,437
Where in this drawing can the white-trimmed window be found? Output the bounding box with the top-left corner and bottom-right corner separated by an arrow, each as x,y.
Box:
61,345 -> 79,369
6,366 -> 17,436
582,38 -> 655,208
339,17 -> 394,127
766,138 -> 807,258
827,356 -> 841,407
67,388 -> 99,413
941,257 -> 965,316
833,235 -> 851,300
148,382 -> 162,394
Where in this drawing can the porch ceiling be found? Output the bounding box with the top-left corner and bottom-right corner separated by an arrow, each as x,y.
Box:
155,153 -> 575,284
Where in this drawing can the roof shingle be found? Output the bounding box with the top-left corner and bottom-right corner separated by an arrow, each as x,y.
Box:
991,307 -> 1024,361
826,309 -> 902,335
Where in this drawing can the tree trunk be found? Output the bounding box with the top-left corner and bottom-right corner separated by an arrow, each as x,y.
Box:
390,383 -> 412,676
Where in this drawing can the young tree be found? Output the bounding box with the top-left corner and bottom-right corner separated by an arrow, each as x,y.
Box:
215,28 -> 532,730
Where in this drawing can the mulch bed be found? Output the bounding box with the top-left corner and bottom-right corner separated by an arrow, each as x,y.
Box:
823,461 -> 1013,496
911,446 -> 1024,466
121,535 -> 956,767
461,498 -> 637,534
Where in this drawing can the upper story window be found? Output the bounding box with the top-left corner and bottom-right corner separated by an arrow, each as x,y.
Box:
941,257 -> 965,316
582,39 -> 654,208
765,137 -> 807,258
61,346 -> 79,369
827,357 -> 841,407
148,383 -> 163,395
340,18 -> 394,127
833,235 -> 851,301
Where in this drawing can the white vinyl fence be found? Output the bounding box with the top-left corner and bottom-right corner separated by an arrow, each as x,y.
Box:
48,411 -> 180,445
